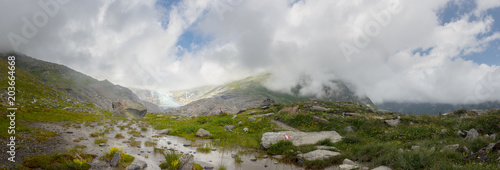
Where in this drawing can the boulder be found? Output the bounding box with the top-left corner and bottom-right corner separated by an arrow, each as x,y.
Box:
343,158 -> 356,165
112,100 -> 147,119
465,129 -> 479,141
261,131 -> 342,149
110,152 -> 121,167
195,128 -> 211,137
178,154 -> 193,170
384,119 -> 400,127
311,106 -> 329,112
248,117 -> 256,121
261,98 -> 276,107
344,126 -> 355,133
456,130 -> 466,137
339,164 -> 358,170
224,125 -> 235,131
297,150 -> 340,161
313,116 -> 330,123
125,160 -> 147,170
243,128 -> 249,132
278,107 -> 299,114
441,144 -> 459,152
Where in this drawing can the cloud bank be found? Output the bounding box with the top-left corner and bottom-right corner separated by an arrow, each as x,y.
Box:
1,0 -> 500,104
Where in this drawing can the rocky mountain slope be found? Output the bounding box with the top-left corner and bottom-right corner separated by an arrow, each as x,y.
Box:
0,53 -> 160,113
378,101 -> 500,115
170,74 -> 375,116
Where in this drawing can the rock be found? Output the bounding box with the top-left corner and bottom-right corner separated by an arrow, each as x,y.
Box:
158,129 -> 171,135
272,128 -> 282,132
66,131 -> 73,134
248,117 -> 256,121
486,143 -> 496,152
344,126 -> 355,133
384,119 -> 400,127
343,112 -> 362,117
278,107 -> 299,114
343,158 -> 356,165
272,155 -> 283,159
313,116 -> 330,123
112,100 -> 147,119
262,155 -> 269,158
325,114 -> 340,119
251,111 -> 257,114
237,110 -> 246,114
456,130 -> 466,137
195,128 -> 211,137
458,146 -> 470,154
372,166 -> 392,170
110,152 -> 121,167
250,156 -> 257,161
297,150 -> 340,161
311,106 -> 329,112
204,166 -> 214,170
441,129 -> 448,133
464,150 -> 488,162
339,164 -> 358,170
224,125 -> 235,131
231,154 -> 236,158
262,106 -> 270,110
491,141 -> 500,152
441,144 -> 459,152
315,145 -> 338,151
261,98 -> 276,107
90,161 -> 109,169
178,154 -> 193,170
470,110 -> 487,116
411,146 -> 420,151
183,144 -> 190,147
243,128 -> 249,132
125,160 -> 147,170
261,131 -> 342,149
398,148 -> 404,153
465,129 -> 479,141
99,143 -> 106,147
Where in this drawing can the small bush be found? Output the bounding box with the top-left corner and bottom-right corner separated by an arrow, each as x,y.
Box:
94,138 -> 108,144
145,141 -> 157,147
115,133 -> 125,139
196,147 -> 211,153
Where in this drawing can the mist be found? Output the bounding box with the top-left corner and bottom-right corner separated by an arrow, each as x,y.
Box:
1,0 -> 500,104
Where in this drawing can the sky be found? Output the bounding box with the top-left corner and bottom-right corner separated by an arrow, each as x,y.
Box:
1,0 -> 500,105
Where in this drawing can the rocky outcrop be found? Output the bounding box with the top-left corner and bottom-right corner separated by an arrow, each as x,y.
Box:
112,100 -> 147,119
261,131 -> 342,149
110,152 -> 121,167
465,129 -> 479,141
384,118 -> 400,127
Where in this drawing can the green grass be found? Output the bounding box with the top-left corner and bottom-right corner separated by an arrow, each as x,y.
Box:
115,133 -> 125,139
94,138 -> 108,144
128,129 -> 141,136
23,148 -> 95,169
159,151 -> 181,170
145,140 -> 157,147
100,147 -> 134,168
196,147 -> 212,153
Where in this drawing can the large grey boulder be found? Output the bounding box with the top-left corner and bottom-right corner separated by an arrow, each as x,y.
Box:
372,166 -> 392,170
112,100 -> 147,119
261,131 -> 342,149
110,152 -> 121,167
311,106 -> 329,112
125,159 -> 147,170
465,129 -> 479,141
225,125 -> 235,131
196,128 -> 211,137
297,150 -> 340,161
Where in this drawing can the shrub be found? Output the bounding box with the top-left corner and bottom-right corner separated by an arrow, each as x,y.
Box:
196,147 -> 211,153
94,138 -> 108,144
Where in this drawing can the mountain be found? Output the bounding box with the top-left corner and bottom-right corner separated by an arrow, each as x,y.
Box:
378,101 -> 500,115
169,73 -> 375,116
0,52 -> 161,113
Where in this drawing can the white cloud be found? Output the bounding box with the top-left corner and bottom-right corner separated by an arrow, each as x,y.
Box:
1,0 -> 500,104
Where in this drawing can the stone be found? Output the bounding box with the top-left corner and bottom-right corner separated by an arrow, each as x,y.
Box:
262,106 -> 270,110
99,143 -> 106,147
372,166 -> 392,170
248,117 -> 256,121
384,119 -> 400,127
231,154 -> 236,158
343,112 -> 362,117
343,158 -> 356,165
458,146 -> 470,154
311,106 -> 329,112
297,150 -> 340,161
125,160 -> 147,170
325,114 -> 341,119
204,166 -> 214,170
441,129 -> 448,133
315,145 -> 338,151
110,152 -> 121,167
224,125 -> 235,131
465,129 -> 479,141
490,133 -> 497,140
272,155 -> 283,159
313,116 -> 330,123
251,111 -> 257,114
262,155 -> 269,158
261,131 -> 342,149
441,144 -> 459,152
178,154 -> 193,170
344,126 -> 355,133
158,129 -> 171,135
195,128 -> 211,137
456,130 -> 466,137
278,107 -> 299,114
411,146 -> 420,151
261,98 -> 276,107
491,141 -> 500,152
112,100 -> 147,119
243,128 -> 249,132
183,144 -> 190,147
250,156 -> 257,161
272,128 -> 282,132
237,110 -> 246,114
339,164 -> 358,170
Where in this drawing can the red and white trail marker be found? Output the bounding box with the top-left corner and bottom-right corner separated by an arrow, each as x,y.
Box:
283,135 -> 290,140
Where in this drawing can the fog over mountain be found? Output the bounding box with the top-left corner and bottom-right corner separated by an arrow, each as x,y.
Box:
1,0 -> 500,105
